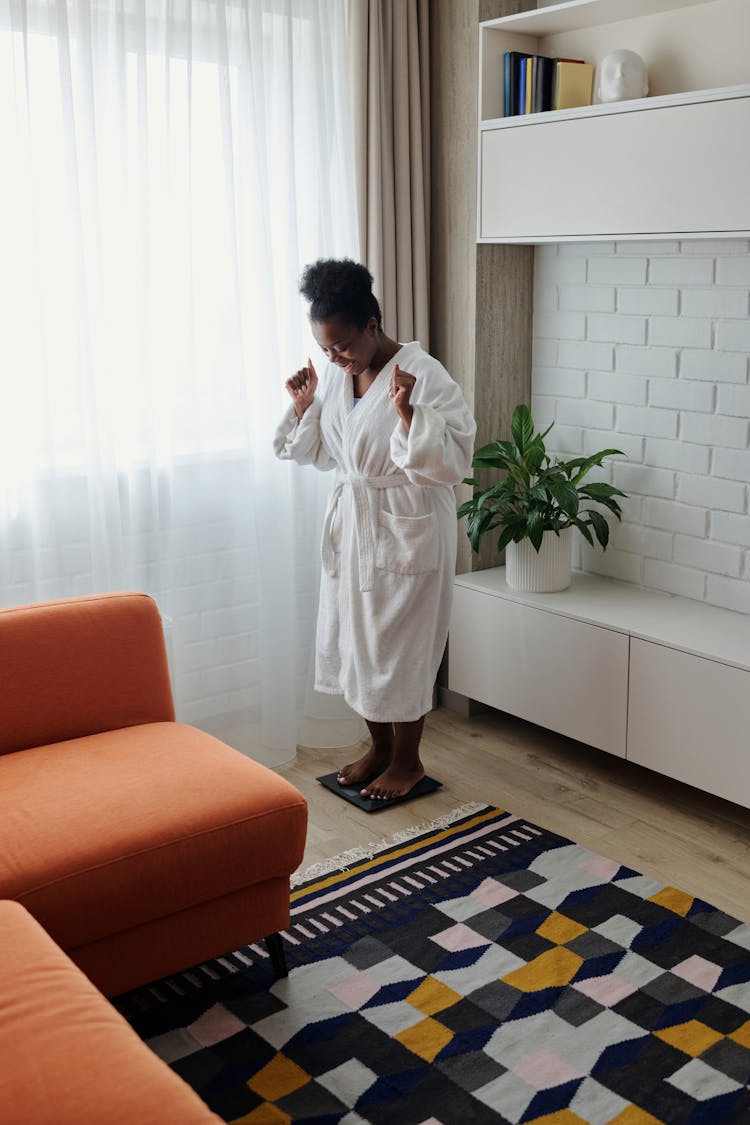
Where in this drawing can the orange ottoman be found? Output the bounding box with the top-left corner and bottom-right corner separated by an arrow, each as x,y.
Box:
0,900 -> 221,1124
0,592 -> 308,995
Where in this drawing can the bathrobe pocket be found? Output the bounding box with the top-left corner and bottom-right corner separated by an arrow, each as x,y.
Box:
376,510 -> 439,575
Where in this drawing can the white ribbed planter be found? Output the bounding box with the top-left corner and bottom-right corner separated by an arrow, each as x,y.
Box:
505,527 -> 573,592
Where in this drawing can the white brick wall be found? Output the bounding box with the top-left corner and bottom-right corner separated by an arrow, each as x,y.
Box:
533,240 -> 750,613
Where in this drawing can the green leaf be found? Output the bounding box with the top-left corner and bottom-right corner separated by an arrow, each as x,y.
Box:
547,479 -> 580,518
579,481 -> 627,501
505,461 -> 531,488
525,436 -> 546,476
471,442 -> 514,470
573,518 -> 594,547
588,509 -> 610,549
569,450 -> 624,484
499,519 -> 528,551
592,497 -> 624,520
475,483 -> 508,509
511,405 -> 535,456
466,507 -> 498,552
527,509 -> 545,551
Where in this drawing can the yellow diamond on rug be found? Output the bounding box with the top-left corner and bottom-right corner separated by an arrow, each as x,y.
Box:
608,1107 -> 666,1124
730,1020 -> 750,1049
407,975 -> 462,1016
247,1052 -> 310,1100
654,1020 -> 724,1056
230,1105 -> 292,1125
395,1015 -> 454,1062
648,887 -> 694,916
536,911 -> 588,945
503,947 -> 584,991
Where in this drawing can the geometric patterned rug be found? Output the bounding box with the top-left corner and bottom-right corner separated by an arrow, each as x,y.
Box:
115,805 -> 750,1124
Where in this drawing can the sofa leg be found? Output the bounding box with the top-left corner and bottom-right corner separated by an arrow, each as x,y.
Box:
264,932 -> 288,978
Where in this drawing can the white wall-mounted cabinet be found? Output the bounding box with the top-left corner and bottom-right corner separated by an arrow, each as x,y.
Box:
449,568 -> 750,808
478,0 -> 750,243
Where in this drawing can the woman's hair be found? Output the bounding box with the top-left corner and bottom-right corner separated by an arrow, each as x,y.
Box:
299,258 -> 382,330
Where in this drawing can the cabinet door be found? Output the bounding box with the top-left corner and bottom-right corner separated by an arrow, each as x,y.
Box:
480,96 -> 750,241
628,639 -> 750,808
448,586 -> 628,756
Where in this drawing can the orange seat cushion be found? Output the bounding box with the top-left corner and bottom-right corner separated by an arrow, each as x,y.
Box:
0,722 -> 307,949
0,900 -> 220,1124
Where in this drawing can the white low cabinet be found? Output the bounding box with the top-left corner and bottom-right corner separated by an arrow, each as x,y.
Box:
449,568 -> 750,808
450,583 -> 628,757
627,640 -> 750,808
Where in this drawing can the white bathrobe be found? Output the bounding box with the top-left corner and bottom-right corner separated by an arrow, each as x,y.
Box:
274,341 -> 476,722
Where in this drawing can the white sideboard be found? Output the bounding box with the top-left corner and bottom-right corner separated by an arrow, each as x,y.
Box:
478,0 -> 750,243
448,567 -> 750,807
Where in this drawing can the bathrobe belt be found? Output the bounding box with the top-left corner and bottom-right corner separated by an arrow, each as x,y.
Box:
321,471 -> 410,593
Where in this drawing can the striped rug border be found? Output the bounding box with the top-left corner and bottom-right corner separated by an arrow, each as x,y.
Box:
290,804 -> 517,909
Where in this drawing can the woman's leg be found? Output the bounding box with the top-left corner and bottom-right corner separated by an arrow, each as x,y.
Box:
360,716 -> 426,800
337,719 -> 394,786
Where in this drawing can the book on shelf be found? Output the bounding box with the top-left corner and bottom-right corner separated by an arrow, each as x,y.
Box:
553,60 -> 595,110
503,50 -> 524,116
502,52 -> 594,117
518,54 -> 527,114
533,56 -> 555,114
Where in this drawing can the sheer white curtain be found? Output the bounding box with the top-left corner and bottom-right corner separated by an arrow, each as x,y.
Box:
0,0 -> 363,764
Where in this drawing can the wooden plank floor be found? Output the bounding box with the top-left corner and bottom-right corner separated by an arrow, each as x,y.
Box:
278,705 -> 750,923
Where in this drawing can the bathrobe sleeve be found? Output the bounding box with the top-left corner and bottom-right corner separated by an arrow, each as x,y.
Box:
389,359 -> 476,487
273,398 -> 336,471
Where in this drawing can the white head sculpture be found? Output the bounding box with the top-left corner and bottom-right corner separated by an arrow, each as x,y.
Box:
596,49 -> 649,103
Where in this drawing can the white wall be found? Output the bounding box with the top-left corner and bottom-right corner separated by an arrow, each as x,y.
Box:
532,239 -> 750,613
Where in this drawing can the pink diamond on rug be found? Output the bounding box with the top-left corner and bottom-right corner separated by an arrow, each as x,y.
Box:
471,877 -> 519,907
431,922 -> 492,952
580,855 -> 621,881
672,955 -> 723,992
513,1049 -> 584,1090
188,1003 -> 246,1046
329,972 -> 381,1010
573,975 -> 636,1007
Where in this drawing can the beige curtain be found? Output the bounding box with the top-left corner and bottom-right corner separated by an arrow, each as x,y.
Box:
348,0 -> 430,348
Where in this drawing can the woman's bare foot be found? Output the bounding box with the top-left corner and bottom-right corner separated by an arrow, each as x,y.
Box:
337,746 -> 392,787
361,764 -> 424,801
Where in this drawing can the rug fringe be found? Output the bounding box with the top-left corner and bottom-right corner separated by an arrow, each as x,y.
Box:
290,801 -> 489,886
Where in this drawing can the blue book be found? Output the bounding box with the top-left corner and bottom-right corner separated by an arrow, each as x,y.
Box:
518,54 -> 527,115
503,51 -> 526,116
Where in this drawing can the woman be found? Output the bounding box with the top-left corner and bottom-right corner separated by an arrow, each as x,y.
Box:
274,259 -> 476,801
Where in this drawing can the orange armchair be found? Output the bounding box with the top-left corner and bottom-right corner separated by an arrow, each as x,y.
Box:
0,591 -> 307,996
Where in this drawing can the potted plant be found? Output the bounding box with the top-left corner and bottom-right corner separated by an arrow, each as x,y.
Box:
458,404 -> 627,592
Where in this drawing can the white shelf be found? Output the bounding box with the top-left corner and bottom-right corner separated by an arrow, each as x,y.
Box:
482,0 -> 719,36
480,82 -> 750,130
455,568 -> 750,674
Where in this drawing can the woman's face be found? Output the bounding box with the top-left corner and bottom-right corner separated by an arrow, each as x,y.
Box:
312,315 -> 378,377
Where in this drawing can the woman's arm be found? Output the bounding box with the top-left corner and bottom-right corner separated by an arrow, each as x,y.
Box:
389,359 -> 476,487
273,359 -> 336,469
